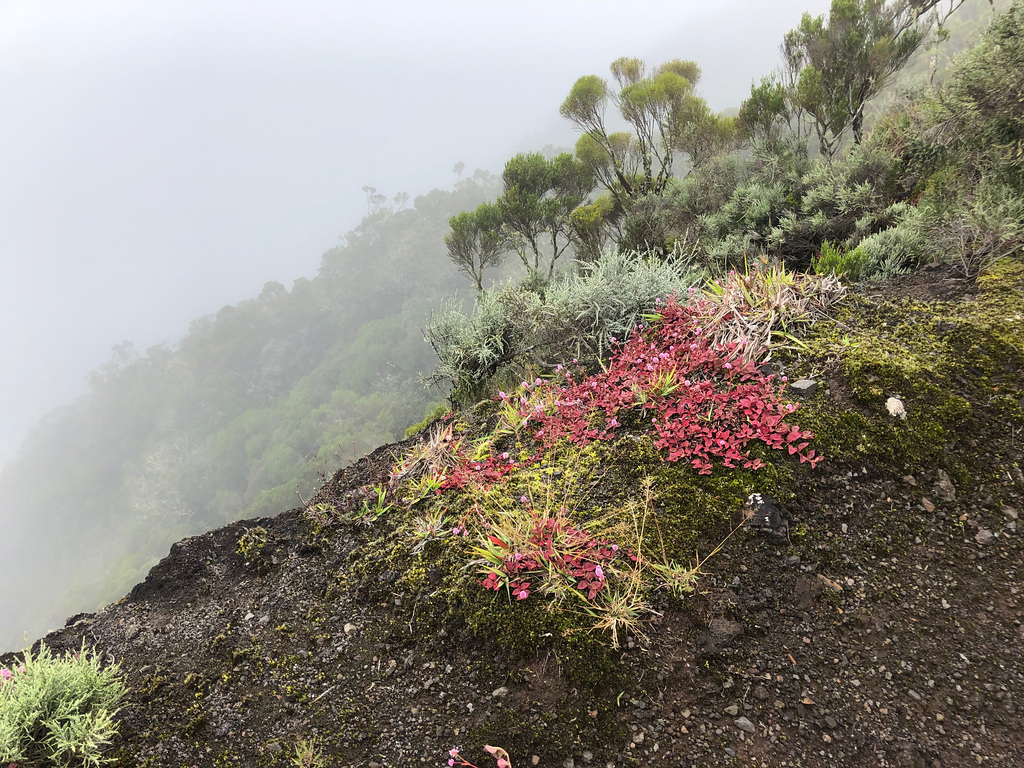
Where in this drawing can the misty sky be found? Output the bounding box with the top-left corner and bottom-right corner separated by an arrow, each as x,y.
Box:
0,0 -> 830,467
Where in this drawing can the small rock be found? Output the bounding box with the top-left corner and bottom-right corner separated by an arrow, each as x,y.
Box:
902,475 -> 917,486
344,623 -> 358,637
824,716 -> 838,729
265,742 -> 282,754
633,731 -> 644,745
563,759 -> 575,768
941,599 -> 951,610
532,757 -> 540,766
735,717 -> 756,734
975,529 -> 994,545
1003,506 -> 1019,520
790,379 -> 819,397
921,498 -> 936,513
492,686 -> 509,698
935,470 -> 957,502
724,748 -> 736,758
582,751 -> 593,763
818,575 -> 843,593
787,554 -> 801,566
792,574 -> 823,610
754,685 -> 770,700
244,612 -> 254,621
885,396 -> 907,419
724,704 -> 739,716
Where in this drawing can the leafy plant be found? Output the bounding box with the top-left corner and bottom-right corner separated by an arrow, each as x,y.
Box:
408,508 -> 454,553
471,501 -> 629,603
236,526 -> 269,560
392,423 -> 461,484
360,484 -> 393,521
519,295 -> 822,474
291,737 -> 326,768
813,240 -> 870,281
699,260 -> 846,364
0,642 -> 126,767
423,248 -> 701,402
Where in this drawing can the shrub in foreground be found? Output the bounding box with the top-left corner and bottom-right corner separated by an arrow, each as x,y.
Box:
0,642 -> 125,767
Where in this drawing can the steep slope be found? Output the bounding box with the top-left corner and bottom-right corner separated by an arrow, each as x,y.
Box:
11,261 -> 1023,768
0,176 -> 497,652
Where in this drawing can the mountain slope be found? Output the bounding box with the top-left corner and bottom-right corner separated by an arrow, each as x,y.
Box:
12,261 -> 1023,768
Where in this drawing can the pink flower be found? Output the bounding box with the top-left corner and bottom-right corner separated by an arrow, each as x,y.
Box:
595,565 -> 605,580
724,362 -> 732,369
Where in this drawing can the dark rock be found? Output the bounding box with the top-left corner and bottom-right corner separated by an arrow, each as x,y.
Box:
793,575 -> 823,611
790,379 -> 819,397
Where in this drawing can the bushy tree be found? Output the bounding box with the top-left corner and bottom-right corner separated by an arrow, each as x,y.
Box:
560,58 -> 730,204
781,0 -> 931,158
445,202 -> 506,292
499,152 -> 594,278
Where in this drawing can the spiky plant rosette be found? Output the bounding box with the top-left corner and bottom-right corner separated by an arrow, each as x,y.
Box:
698,262 -> 846,364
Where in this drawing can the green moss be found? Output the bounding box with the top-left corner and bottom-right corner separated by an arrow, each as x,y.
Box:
468,695 -> 623,765
236,526 -> 269,562
785,261 -> 1024,483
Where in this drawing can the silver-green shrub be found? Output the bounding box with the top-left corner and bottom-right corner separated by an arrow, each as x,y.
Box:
0,642 -> 125,767
423,248 -> 703,402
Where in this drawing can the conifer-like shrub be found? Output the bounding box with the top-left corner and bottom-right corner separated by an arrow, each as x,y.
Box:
0,642 -> 125,767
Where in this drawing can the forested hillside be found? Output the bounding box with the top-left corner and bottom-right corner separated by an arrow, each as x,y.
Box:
0,173 -> 497,651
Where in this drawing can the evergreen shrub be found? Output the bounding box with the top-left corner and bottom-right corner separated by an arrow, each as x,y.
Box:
0,642 -> 125,767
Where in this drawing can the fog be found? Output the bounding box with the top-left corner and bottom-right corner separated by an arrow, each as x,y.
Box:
0,0 -> 839,649
0,0 -> 831,467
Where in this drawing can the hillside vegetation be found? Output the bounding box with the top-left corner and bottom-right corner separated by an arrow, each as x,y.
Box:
3,1 -> 1024,766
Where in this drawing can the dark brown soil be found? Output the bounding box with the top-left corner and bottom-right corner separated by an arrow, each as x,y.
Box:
7,266 -> 1023,768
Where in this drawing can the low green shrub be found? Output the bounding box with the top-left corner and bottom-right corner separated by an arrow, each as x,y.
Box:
813,240 -> 870,281
0,641 -> 125,767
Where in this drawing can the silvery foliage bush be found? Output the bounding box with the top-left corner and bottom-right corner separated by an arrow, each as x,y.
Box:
424,247 -> 703,402
855,208 -> 928,280
0,642 -> 125,767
